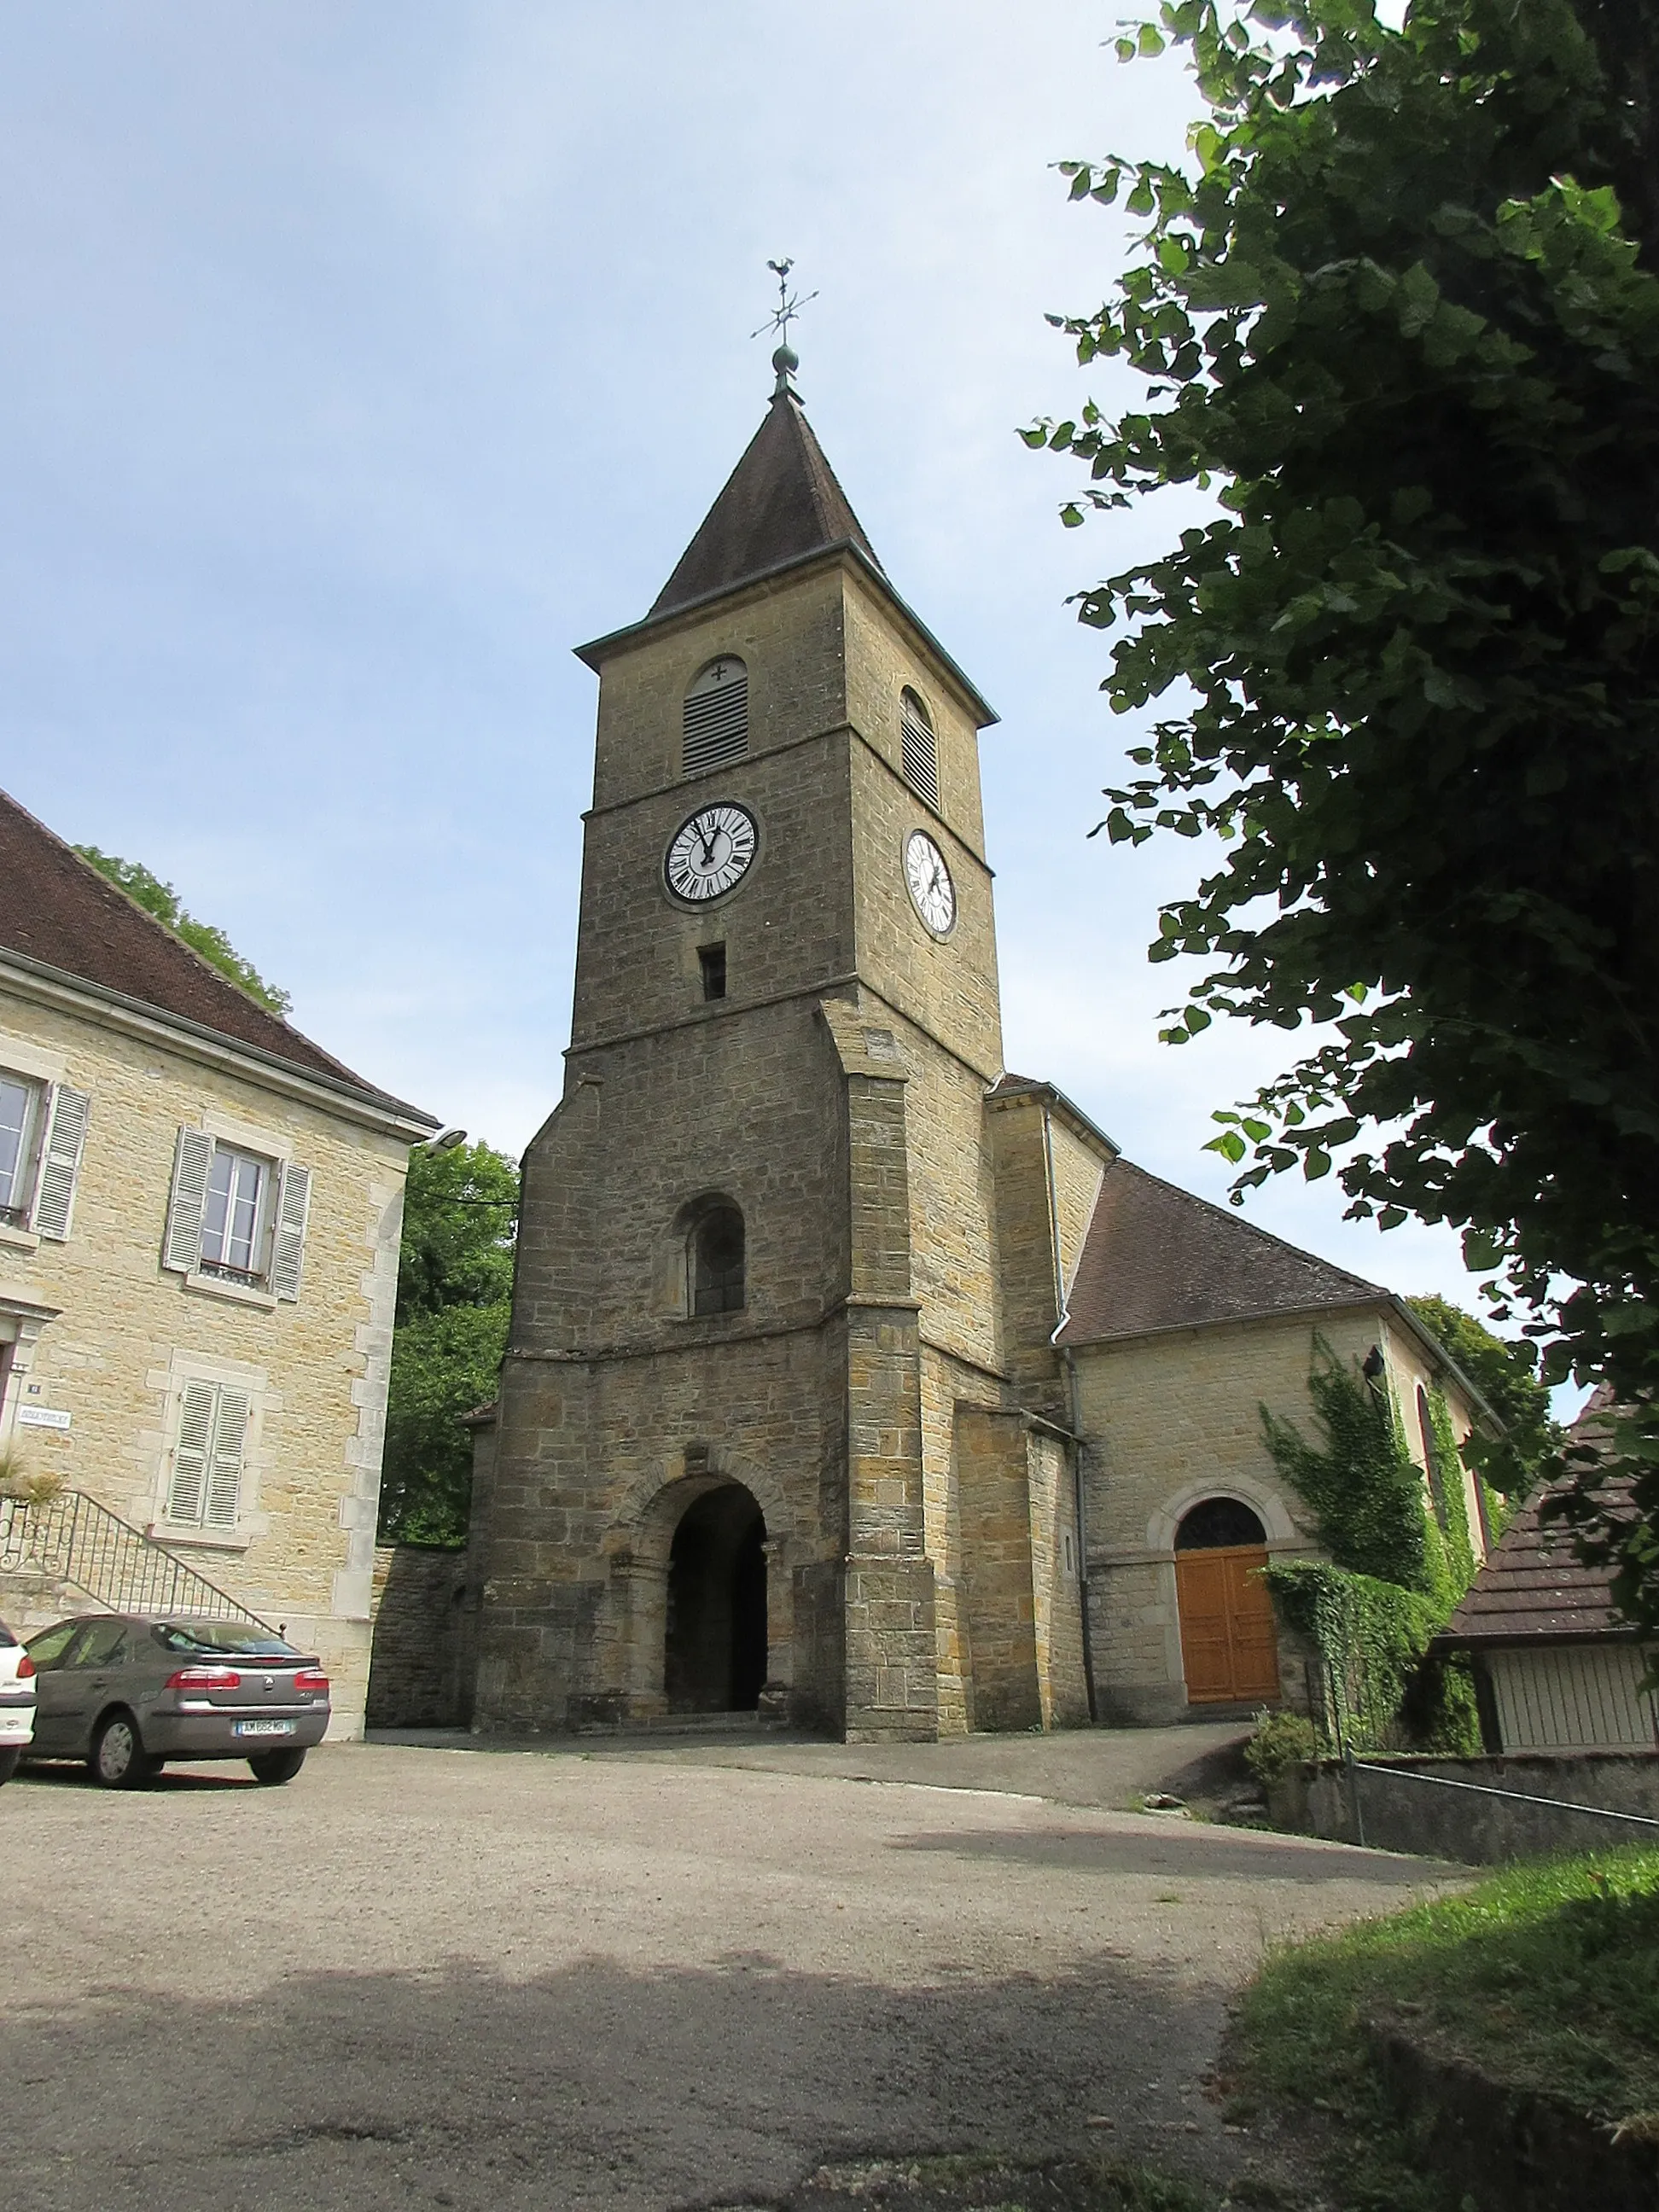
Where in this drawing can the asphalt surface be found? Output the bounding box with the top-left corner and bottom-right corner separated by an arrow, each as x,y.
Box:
4,1735 -> 1458,2211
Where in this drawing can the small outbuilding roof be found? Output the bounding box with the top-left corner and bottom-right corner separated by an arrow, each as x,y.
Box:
1056,1156 -> 1382,1348
1441,1388 -> 1639,1646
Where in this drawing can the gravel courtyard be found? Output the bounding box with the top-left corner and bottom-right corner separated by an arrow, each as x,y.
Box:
5,1736 -> 1452,2211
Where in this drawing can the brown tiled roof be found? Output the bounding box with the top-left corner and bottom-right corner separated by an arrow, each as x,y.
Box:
0,786 -> 413,1106
1441,1472 -> 1637,1645
1056,1157 -> 1382,1347
649,391 -> 881,618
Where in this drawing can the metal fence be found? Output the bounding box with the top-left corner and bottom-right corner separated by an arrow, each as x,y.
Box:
0,1488 -> 270,1627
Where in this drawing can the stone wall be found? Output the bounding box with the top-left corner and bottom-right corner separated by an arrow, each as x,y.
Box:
1294,1750 -> 1659,1864
366,1543 -> 470,1728
0,986 -> 414,1738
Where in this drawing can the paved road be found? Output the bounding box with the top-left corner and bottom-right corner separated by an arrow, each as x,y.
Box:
5,1739 -> 1453,2212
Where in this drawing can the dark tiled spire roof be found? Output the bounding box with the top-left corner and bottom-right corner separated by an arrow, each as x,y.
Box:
650,391 -> 881,618
1056,1157 -> 1382,1346
0,784 -> 413,1104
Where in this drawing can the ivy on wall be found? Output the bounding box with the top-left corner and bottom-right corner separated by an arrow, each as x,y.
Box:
1260,1340 -> 1482,1754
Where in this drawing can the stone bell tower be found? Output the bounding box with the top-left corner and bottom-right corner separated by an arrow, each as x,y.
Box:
466,341 -> 1084,1740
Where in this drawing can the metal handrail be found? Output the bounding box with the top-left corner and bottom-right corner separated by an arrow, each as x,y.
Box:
0,1489 -> 271,1627
1344,1747 -> 1659,1848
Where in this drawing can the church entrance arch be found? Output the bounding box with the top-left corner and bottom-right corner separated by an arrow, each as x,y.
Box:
1173,1497 -> 1280,1704
664,1481 -> 767,1712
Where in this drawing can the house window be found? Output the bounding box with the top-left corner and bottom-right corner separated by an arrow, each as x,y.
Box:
683,657 -> 748,777
166,1377 -> 251,1531
201,1146 -> 271,1280
900,688 -> 939,810
0,1071 -> 90,1240
0,1075 -> 40,1225
690,1202 -> 745,1316
162,1127 -> 312,1300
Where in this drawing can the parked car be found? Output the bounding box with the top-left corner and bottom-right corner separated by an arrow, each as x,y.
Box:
22,1614 -> 330,1787
0,1617 -> 36,1784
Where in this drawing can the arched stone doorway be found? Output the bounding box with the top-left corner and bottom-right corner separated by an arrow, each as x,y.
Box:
1173,1496 -> 1281,1704
664,1481 -> 767,1712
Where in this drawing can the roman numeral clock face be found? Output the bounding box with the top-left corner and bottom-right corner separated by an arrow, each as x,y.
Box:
665,802 -> 758,902
904,829 -> 956,935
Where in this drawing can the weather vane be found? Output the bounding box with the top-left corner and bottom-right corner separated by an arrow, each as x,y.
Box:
753,257 -> 817,395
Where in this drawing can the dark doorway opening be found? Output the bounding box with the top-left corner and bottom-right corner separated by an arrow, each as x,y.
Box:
664,1482 -> 766,1712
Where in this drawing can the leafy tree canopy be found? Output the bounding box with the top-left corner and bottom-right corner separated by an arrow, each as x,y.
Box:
1406,1292 -> 1562,1496
1029,0 -> 1659,1627
73,847 -> 292,1016
379,1138 -> 517,1547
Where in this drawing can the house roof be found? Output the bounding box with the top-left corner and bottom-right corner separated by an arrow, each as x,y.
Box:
0,785 -> 430,1118
1056,1157 -> 1384,1348
985,1072 -> 1120,1163
649,388 -> 881,620
1442,1388 -> 1639,1645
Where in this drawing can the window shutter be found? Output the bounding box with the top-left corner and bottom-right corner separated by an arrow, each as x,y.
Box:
900,690 -> 939,810
162,1127 -> 214,1273
683,659 -> 748,776
270,1161 -> 311,1301
30,1084 -> 90,1241
203,1388 -> 249,1529
167,1380 -> 217,1523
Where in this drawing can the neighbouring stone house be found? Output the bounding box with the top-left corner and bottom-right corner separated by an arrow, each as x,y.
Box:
396,352 -> 1493,1743
0,789 -> 436,1735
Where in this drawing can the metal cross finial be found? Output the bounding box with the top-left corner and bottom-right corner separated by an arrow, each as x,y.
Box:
752,257 -> 817,397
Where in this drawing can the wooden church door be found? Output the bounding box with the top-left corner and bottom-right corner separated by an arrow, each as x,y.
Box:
1173,1499 -> 1281,1703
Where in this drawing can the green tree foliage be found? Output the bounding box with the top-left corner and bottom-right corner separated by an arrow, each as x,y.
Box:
379,1140 -> 517,1547
1028,0 -> 1659,1631
73,847 -> 291,1015
1407,1293 -> 1561,1499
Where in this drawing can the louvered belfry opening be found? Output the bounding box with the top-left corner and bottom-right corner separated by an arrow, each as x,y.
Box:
900,687 -> 939,809
683,656 -> 749,777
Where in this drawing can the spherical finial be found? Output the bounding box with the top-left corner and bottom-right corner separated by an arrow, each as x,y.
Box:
771,341 -> 800,399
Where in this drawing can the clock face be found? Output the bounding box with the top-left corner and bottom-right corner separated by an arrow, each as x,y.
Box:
665,802 -> 758,903
904,829 -> 956,935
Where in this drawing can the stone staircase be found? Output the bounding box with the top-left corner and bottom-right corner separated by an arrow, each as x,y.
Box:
0,1488 -> 270,1635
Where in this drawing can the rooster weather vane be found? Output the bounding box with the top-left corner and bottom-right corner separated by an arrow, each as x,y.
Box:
754,257 -> 817,395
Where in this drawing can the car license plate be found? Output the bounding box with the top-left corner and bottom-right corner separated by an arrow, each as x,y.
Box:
235,1720 -> 296,1738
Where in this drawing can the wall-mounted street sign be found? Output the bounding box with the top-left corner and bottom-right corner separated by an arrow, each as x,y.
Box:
15,1406 -> 70,1430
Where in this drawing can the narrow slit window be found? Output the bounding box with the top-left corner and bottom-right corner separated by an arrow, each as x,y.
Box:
698,944 -> 727,1001
900,688 -> 938,809
683,657 -> 748,777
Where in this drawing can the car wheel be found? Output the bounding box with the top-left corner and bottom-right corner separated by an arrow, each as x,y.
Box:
90,1710 -> 161,1790
247,1747 -> 306,1785
0,1747 -> 19,1786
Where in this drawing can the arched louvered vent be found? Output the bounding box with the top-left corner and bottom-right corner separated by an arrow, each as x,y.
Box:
683,657 -> 749,777
900,688 -> 938,810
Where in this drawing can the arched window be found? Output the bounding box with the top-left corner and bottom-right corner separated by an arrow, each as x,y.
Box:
1174,1497 -> 1267,1551
690,1202 -> 745,1315
683,657 -> 748,777
1417,1384 -> 1448,1527
899,688 -> 938,809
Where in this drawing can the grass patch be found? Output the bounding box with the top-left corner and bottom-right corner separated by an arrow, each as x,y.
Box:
1235,1846 -> 1659,2209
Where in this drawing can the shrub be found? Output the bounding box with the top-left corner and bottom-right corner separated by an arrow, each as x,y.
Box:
1243,1708 -> 1319,1789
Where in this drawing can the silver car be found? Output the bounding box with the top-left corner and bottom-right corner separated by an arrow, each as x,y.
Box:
0,1616 -> 36,1784
23,1614 -> 330,1788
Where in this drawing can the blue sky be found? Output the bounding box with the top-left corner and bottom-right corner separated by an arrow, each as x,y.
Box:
1,3 -> 1503,1325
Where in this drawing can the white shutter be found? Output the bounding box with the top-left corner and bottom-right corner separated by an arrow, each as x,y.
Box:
30,1084 -> 90,1241
167,1380 -> 217,1523
270,1161 -> 311,1301
203,1388 -> 249,1529
162,1127 -> 214,1274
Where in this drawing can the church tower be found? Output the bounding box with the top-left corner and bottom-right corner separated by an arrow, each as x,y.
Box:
467,345 -> 1096,1739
